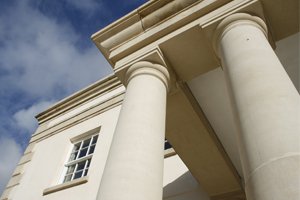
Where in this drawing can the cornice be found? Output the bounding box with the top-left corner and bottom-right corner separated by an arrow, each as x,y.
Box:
91,0 -> 230,66
31,93 -> 124,143
35,74 -> 123,125
91,0 -> 199,49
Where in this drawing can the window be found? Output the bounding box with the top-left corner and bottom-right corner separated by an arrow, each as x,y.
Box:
164,139 -> 173,150
164,139 -> 176,158
63,134 -> 98,183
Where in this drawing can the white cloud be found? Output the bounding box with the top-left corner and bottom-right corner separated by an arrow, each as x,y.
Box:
13,101 -> 55,134
0,0 -> 112,99
0,0 -> 112,195
0,137 -> 22,195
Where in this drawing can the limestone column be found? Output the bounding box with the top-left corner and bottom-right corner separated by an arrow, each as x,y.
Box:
96,61 -> 170,200
214,13 -> 300,200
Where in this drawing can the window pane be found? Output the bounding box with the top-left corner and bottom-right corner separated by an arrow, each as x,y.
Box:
72,143 -> 81,152
63,134 -> 99,183
164,140 -> 172,150
67,165 -> 76,174
63,174 -> 72,183
86,159 -> 91,168
69,151 -> 78,161
92,135 -> 98,145
73,170 -> 83,179
76,161 -> 86,171
84,169 -> 89,176
88,145 -> 95,155
78,148 -> 88,158
82,138 -> 91,148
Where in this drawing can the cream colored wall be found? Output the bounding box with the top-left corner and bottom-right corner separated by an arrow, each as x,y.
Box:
187,32 -> 300,179
163,155 -> 210,200
48,86 -> 125,128
8,99 -> 210,200
10,105 -> 121,200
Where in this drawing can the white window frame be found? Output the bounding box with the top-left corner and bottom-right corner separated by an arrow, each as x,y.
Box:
61,133 -> 99,183
164,139 -> 176,158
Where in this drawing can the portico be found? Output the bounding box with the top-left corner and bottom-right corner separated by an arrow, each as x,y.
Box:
92,0 -> 299,200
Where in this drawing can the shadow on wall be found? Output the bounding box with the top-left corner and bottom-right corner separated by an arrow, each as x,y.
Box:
163,171 -> 210,200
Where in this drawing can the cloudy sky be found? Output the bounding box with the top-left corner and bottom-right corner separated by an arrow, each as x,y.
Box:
0,0 -> 146,195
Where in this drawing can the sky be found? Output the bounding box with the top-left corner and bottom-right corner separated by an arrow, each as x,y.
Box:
0,0 -> 147,195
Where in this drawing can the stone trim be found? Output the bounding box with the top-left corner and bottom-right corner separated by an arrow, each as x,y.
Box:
0,187 -> 12,200
1,142 -> 36,200
92,0 -> 231,66
18,152 -> 34,166
24,143 -> 35,154
43,176 -> 88,195
35,74 -> 121,124
30,93 -> 124,144
11,166 -> 23,177
164,148 -> 176,158
126,61 -> 170,91
91,0 -> 199,50
6,174 -> 22,189
70,127 -> 101,143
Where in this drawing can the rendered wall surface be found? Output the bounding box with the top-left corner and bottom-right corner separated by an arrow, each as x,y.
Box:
10,105 -> 121,200
163,155 -> 210,200
5,97 -> 209,200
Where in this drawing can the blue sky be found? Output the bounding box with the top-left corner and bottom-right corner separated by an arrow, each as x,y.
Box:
0,0 -> 146,195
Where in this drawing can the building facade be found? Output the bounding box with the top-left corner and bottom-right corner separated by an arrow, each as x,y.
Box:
1,0 -> 299,200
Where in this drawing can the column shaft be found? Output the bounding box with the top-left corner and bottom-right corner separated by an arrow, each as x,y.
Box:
216,14 -> 300,200
97,62 -> 169,200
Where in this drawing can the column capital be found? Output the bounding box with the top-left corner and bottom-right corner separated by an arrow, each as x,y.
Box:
213,13 -> 268,57
125,61 -> 170,91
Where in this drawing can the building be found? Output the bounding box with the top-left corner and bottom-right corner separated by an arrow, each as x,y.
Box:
1,0 -> 299,200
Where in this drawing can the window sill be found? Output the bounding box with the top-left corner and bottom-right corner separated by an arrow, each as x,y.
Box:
43,176 -> 88,195
164,148 -> 176,158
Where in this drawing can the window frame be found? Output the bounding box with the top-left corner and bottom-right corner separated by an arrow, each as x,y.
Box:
164,139 -> 176,158
61,132 -> 99,184
61,133 -> 99,183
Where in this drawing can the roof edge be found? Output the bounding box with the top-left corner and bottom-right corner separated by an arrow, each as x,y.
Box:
35,74 -> 122,124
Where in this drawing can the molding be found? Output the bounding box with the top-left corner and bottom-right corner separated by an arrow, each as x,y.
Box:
92,0 -> 231,65
91,0 -> 201,62
70,127 -> 101,143
43,176 -> 88,195
1,142 -> 36,199
6,174 -> 23,189
114,47 -> 178,94
0,187 -> 12,200
126,61 -> 170,91
30,93 -> 124,144
24,143 -> 35,154
11,166 -> 22,178
213,13 -> 268,56
115,47 -> 168,81
18,152 -> 34,166
164,148 -> 176,158
35,74 -> 121,125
